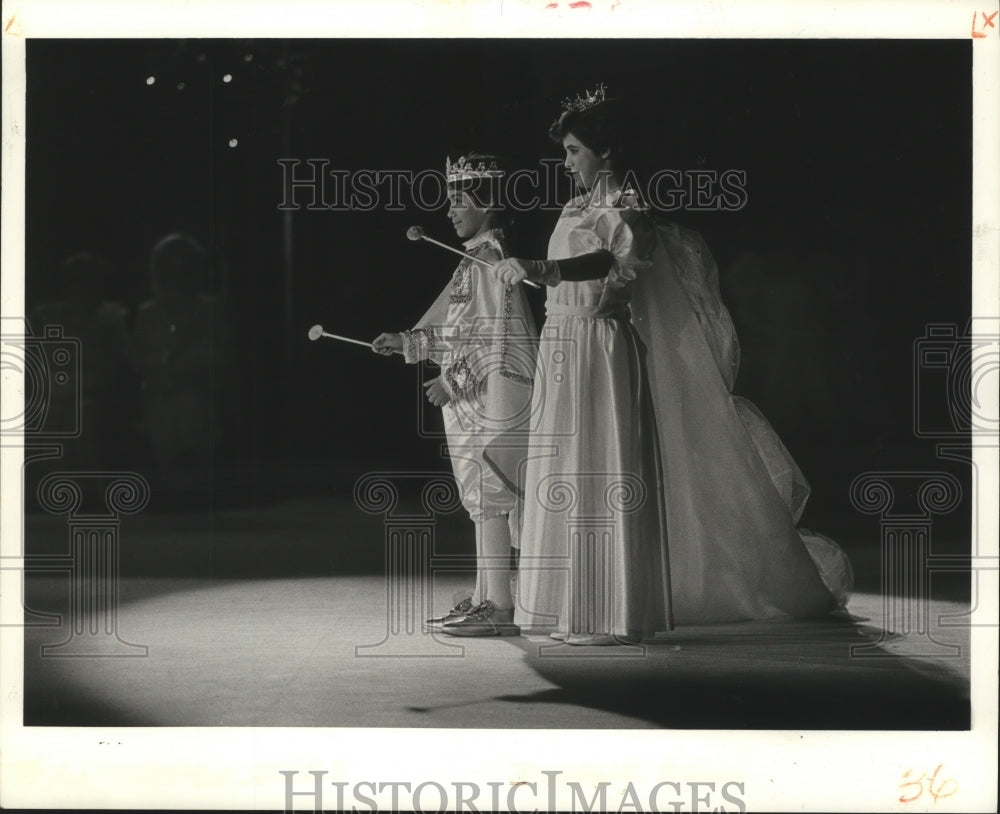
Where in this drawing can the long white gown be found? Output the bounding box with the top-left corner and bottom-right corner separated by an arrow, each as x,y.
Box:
403,228 -> 537,537
513,188 -> 851,638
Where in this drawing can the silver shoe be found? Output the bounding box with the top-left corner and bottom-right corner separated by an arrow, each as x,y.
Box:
424,596 -> 474,629
440,600 -> 520,637
564,632 -> 640,646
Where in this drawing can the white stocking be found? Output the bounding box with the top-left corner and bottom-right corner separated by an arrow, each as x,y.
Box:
471,522 -> 484,605
479,514 -> 513,610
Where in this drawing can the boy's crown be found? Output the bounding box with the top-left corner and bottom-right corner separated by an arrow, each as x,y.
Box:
446,155 -> 504,183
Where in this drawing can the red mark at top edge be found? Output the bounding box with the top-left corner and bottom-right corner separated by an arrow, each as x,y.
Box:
972,9 -> 998,37
569,1 -> 593,7
972,11 -> 987,37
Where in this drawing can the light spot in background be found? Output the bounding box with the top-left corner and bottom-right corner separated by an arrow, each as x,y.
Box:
223,74 -> 232,83
146,76 -> 155,85
228,138 -> 239,148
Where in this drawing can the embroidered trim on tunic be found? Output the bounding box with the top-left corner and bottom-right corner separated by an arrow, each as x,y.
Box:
440,227 -> 533,390
449,263 -> 473,304
499,283 -> 534,386
450,231 -> 507,305
445,355 -> 473,398
403,327 -> 436,360
473,230 -> 531,386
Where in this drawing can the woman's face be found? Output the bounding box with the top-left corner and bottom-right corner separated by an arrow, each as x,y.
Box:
447,190 -> 493,239
562,132 -> 612,191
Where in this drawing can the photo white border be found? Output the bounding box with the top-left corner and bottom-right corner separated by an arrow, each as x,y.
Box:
2,1 -> 997,810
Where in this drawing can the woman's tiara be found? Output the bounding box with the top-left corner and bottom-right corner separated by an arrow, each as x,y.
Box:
561,83 -> 607,112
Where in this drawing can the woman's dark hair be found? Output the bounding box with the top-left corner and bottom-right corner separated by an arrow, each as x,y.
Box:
548,99 -> 626,164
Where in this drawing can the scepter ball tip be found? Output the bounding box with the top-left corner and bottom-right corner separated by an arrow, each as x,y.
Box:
308,325 -> 324,341
406,226 -> 424,241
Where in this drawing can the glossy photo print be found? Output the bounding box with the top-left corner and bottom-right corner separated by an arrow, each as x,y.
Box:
1,4 -> 997,812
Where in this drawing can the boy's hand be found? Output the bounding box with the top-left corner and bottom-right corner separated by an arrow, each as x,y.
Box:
424,376 -> 451,407
372,332 -> 403,356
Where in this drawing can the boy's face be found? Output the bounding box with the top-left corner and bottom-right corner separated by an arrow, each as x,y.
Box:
447,190 -> 492,240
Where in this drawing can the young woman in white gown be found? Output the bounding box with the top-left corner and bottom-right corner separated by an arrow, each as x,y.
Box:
373,153 -> 538,636
494,87 -> 852,645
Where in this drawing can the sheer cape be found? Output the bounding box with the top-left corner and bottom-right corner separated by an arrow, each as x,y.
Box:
629,219 -> 853,621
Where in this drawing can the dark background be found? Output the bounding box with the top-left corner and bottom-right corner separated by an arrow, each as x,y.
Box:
22,38 -> 973,554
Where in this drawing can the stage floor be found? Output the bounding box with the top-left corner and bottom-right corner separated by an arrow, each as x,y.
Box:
21,574 -> 969,729
16,494 -> 971,729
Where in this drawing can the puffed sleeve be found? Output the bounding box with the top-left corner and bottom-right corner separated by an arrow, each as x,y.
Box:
402,253 -> 491,367
595,206 -> 655,290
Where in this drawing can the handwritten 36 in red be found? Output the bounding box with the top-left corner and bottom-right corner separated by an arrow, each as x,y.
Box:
899,764 -> 958,804
971,10 -> 998,37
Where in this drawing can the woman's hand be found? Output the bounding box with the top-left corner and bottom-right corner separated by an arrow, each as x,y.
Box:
372,332 -> 403,356
494,257 -> 561,286
493,258 -> 531,285
423,376 -> 451,407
